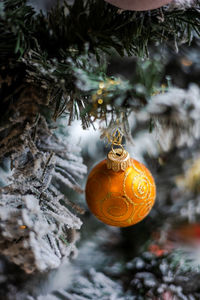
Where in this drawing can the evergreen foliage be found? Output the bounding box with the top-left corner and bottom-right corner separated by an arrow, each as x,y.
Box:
1,0 -> 200,126
1,0 -> 200,299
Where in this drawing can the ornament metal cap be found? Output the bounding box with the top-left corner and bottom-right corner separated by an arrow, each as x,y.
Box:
107,147 -> 131,172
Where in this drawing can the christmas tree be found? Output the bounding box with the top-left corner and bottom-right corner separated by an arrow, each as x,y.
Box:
1,0 -> 200,299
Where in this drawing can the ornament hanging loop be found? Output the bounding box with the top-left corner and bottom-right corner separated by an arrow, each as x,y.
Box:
107,129 -> 131,172
110,128 -> 124,156
111,143 -> 124,157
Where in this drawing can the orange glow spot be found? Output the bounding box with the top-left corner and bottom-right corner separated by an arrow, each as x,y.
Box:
20,225 -> 27,229
149,244 -> 167,257
181,58 -> 193,67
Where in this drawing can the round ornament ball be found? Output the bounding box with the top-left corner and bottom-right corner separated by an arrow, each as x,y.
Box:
85,149 -> 156,227
105,0 -> 172,11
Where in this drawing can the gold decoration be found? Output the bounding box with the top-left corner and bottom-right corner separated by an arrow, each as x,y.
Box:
98,99 -> 103,105
91,78 -> 121,114
97,89 -> 103,95
85,129 -> 156,227
99,82 -> 105,89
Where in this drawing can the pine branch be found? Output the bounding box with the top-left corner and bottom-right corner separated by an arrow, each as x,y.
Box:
0,85 -> 87,273
2,0 -> 200,60
1,0 -> 200,128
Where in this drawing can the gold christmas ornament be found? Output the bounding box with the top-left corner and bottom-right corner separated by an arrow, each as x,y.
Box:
85,131 -> 156,227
